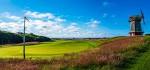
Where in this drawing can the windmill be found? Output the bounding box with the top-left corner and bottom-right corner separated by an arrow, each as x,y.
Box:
129,9 -> 145,36
23,16 -> 29,59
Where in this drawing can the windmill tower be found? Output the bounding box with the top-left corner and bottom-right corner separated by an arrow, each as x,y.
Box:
129,10 -> 145,36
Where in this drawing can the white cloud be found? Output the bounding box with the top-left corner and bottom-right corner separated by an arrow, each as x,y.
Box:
25,11 -> 66,23
0,12 -> 21,21
0,22 -> 22,33
64,23 -> 80,33
25,11 -> 55,19
54,17 -> 66,22
70,22 -> 77,26
0,11 -> 106,38
87,20 -> 101,28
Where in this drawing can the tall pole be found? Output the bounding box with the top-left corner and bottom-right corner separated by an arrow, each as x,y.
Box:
23,17 -> 26,59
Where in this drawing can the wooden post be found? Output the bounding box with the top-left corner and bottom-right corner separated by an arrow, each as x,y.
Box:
23,17 -> 26,59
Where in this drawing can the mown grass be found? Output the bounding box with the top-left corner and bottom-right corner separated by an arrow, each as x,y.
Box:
0,39 -> 101,59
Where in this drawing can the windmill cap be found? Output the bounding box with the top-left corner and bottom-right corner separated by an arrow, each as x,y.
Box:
129,15 -> 142,22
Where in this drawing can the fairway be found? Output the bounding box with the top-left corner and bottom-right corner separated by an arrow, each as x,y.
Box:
0,40 -> 99,59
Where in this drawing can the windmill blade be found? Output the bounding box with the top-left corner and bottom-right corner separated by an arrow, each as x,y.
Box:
140,9 -> 146,24
143,18 -> 146,24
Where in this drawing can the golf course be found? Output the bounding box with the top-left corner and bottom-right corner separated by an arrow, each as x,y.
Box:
0,39 -> 100,59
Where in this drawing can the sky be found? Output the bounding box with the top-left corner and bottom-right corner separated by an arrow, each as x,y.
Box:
0,0 -> 150,38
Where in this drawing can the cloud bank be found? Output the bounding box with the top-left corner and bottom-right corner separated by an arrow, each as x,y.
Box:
0,11 -> 105,38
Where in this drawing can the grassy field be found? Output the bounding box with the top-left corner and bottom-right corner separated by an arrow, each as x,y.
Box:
1,37 -> 150,70
0,39 -> 100,59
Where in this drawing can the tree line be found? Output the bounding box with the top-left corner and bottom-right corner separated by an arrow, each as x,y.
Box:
0,30 -> 53,44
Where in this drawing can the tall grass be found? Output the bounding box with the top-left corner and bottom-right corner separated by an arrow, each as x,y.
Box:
47,36 -> 145,70
127,36 -> 150,70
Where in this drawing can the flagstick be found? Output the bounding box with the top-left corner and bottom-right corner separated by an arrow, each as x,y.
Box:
23,17 -> 26,59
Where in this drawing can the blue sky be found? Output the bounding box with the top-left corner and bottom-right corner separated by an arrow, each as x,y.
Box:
0,0 -> 150,38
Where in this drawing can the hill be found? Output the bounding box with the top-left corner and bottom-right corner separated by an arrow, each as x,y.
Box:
0,30 -> 52,44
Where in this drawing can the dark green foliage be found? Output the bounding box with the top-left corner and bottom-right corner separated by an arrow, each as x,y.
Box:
0,31 -> 22,44
0,30 -> 52,44
36,36 -> 52,42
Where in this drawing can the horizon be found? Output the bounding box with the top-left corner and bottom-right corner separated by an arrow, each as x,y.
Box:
0,0 -> 150,38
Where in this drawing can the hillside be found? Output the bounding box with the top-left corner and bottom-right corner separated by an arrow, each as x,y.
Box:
49,36 -> 146,70
129,36 -> 150,70
0,30 -> 52,44
0,36 -> 150,70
